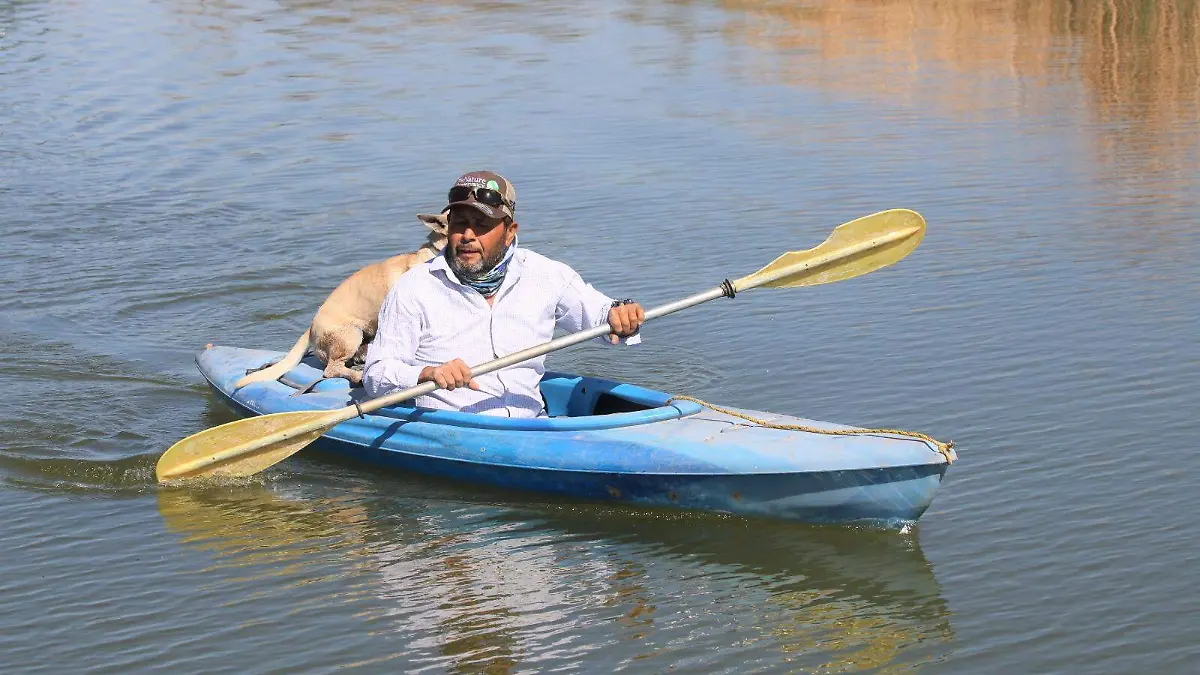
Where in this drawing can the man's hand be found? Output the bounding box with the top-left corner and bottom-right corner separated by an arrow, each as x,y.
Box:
419,359 -> 480,391
607,302 -> 645,344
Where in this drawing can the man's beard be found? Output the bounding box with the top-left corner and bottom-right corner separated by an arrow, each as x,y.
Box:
447,241 -> 507,279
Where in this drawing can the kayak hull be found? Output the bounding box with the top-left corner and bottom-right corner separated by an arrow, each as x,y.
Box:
196,346 -> 953,526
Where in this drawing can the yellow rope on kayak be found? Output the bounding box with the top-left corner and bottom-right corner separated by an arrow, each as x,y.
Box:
666,395 -> 955,464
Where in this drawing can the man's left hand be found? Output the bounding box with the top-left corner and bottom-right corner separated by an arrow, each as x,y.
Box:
607,302 -> 645,344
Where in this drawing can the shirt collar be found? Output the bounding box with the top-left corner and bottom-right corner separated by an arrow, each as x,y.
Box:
429,247 -> 454,277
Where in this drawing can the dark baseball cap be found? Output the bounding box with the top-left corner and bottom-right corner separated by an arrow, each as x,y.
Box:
444,170 -> 517,221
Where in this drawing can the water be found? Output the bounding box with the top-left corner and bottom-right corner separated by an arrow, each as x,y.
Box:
2,0 -> 1198,672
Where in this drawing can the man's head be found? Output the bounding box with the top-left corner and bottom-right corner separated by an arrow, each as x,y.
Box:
443,171 -> 518,277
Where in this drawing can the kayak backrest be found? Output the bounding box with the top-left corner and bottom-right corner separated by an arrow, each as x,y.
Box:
540,372 -> 673,417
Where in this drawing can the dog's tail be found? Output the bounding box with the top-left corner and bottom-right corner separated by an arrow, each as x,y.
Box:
234,329 -> 311,390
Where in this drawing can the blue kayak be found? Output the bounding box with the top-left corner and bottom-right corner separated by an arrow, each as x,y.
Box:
196,345 -> 954,526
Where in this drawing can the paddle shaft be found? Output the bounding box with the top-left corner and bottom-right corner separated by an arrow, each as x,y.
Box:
356,284 -> 731,416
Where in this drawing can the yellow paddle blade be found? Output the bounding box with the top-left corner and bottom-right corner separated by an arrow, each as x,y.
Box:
733,209 -> 926,291
155,410 -> 338,482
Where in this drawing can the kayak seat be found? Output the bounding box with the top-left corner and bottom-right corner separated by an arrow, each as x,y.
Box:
540,372 -> 667,417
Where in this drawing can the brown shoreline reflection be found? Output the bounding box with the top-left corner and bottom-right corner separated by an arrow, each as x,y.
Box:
158,485 -> 952,672
710,0 -> 1199,195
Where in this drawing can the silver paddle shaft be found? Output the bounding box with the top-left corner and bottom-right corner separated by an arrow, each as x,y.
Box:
358,284 -> 730,417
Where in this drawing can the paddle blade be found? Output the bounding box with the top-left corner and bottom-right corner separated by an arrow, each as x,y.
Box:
155,410 -> 336,482
734,209 -> 926,291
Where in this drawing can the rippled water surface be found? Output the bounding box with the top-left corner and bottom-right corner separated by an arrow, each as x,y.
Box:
2,0 -> 1198,672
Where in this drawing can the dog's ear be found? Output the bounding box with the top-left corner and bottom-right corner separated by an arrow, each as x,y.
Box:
416,212 -> 448,234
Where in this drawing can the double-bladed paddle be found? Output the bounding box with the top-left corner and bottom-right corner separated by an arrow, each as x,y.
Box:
156,208 -> 926,482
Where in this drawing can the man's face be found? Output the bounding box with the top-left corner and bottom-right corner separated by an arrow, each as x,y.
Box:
446,206 -> 517,276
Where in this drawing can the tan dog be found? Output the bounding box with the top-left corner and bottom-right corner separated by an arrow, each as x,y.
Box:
235,213 -> 449,389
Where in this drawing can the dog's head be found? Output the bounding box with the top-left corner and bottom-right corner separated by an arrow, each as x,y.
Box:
416,212 -> 449,249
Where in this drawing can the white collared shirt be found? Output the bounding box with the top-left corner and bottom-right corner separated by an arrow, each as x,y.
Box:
363,247 -> 633,417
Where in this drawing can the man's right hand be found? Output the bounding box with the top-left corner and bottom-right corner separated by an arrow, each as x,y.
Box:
419,359 -> 480,391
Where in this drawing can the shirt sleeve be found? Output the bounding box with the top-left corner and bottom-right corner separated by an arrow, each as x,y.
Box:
362,283 -> 426,398
554,269 -> 641,345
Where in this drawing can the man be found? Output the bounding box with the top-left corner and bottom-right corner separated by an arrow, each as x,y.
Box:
362,170 -> 645,417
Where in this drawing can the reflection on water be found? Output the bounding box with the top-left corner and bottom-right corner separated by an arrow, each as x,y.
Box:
157,485 -> 952,672
713,0 -> 1199,196
156,488 -> 367,571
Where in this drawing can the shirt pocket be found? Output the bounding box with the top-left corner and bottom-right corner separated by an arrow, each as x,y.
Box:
492,301 -> 555,357
417,311 -> 492,365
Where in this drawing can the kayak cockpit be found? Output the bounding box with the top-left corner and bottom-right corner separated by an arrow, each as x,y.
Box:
541,372 -> 675,416
244,350 -> 705,432
364,372 -> 704,431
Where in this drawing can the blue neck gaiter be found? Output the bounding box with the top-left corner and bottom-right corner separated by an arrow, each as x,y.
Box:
449,236 -> 517,298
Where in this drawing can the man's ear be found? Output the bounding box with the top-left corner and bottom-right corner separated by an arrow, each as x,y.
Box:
416,212 -> 449,234
506,219 -> 519,244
